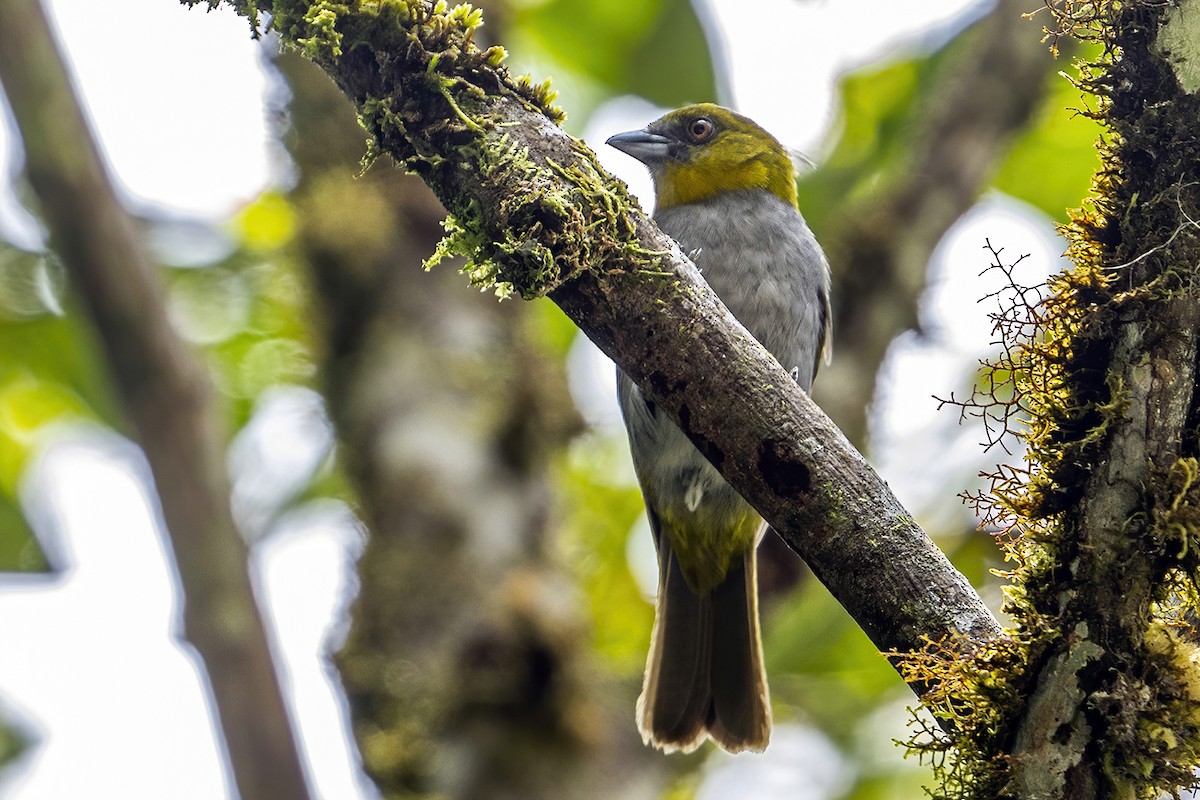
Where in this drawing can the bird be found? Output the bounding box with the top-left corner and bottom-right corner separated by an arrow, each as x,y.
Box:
606,103 -> 831,754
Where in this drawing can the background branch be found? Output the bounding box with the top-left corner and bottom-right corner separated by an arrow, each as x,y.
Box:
812,0 -> 1057,447
0,3 -> 311,798
275,51 -> 668,798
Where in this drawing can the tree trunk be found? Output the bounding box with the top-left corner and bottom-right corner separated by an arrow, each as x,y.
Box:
994,4 -> 1200,798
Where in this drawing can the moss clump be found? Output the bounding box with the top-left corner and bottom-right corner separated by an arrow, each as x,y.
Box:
245,0 -> 662,299
1092,621 -> 1200,793
900,632 -> 1043,800
296,3 -> 348,60
423,134 -> 655,299
265,1 -> 563,128
1154,458 -> 1200,569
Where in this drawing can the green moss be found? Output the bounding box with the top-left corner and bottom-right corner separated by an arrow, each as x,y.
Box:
514,74 -> 565,125
423,135 -> 661,299
297,3 -> 347,59
900,631 -> 1043,800
1094,622 -> 1200,795
1155,458 -> 1200,566
247,0 -> 643,299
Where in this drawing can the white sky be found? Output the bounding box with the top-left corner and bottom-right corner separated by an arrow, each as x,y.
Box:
0,1 -> 1059,798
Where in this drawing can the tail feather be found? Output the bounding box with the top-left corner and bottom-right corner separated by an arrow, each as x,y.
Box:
637,542 -> 711,751
638,534 -> 771,753
708,549 -> 771,751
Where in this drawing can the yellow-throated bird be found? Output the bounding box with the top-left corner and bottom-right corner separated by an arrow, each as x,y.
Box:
607,104 -> 831,753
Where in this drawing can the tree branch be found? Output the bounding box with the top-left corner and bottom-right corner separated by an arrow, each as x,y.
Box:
0,3 -> 312,798
181,3 -> 1000,700
245,0 -> 1000,682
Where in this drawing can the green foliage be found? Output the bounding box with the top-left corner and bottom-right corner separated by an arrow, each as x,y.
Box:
800,36 -> 1103,237
992,45 -> 1105,222
509,0 -> 717,123
0,721 -> 25,774
767,577 -> 904,739
161,193 -> 317,431
0,184 -> 329,572
555,434 -> 651,672
0,246 -> 120,572
797,56 -> 923,236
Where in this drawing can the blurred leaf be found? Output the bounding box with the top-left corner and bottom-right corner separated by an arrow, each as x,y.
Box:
555,433 -> 651,673
167,266 -> 252,345
625,0 -> 717,107
0,717 -> 27,771
513,0 -> 716,113
0,491 -> 47,572
805,40 -> 1102,234
0,306 -> 118,428
797,56 -> 927,236
158,202 -> 318,431
0,248 -> 65,318
524,297 -> 579,360
234,191 -> 297,252
0,374 -> 90,491
0,374 -> 93,572
992,48 -> 1105,222
946,529 -> 1004,589
824,59 -> 921,177
766,576 -> 904,743
0,286 -> 116,573
846,770 -> 932,800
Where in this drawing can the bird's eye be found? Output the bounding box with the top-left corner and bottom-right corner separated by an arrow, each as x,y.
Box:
687,117 -> 715,143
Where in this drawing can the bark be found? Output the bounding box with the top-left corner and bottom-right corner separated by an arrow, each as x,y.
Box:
1012,303 -> 1200,799
0,3 -> 312,799
275,53 -> 667,798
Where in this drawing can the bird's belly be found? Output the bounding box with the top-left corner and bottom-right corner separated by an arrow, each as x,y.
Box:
635,412 -> 749,524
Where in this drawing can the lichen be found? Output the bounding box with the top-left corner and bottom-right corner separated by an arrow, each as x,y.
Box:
1155,0 -> 1200,94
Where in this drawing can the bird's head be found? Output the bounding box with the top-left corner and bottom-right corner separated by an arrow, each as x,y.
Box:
606,103 -> 797,212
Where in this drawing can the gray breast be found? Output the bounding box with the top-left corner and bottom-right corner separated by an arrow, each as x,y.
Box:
654,189 -> 829,392
615,188 -> 831,519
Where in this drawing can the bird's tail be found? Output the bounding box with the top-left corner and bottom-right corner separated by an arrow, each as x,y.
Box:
637,535 -> 771,753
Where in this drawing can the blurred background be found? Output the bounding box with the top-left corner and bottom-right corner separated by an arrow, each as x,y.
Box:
0,0 -> 1103,797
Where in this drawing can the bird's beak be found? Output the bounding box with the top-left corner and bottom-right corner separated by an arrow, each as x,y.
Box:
606,129 -> 672,166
